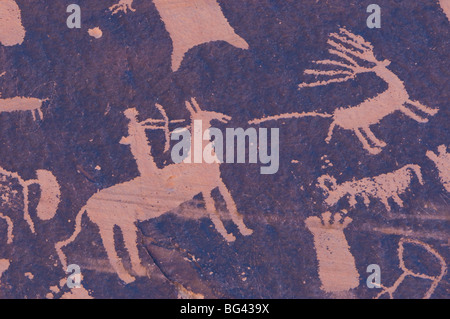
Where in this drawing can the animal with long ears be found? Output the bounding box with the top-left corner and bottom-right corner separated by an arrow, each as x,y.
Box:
55,99 -> 253,284
426,145 -> 450,192
109,0 -> 249,71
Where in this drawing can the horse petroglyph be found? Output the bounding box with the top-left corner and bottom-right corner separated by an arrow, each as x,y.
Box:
55,100 -> 253,284
375,238 -> 447,299
110,0 -> 249,71
299,28 -> 438,155
317,164 -> 424,211
305,212 -> 359,294
427,145 -> 450,193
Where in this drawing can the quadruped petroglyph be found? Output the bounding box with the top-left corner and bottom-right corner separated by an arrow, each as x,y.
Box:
299,28 -> 438,155
110,0 -> 249,71
56,100 -> 253,284
317,164 -> 424,211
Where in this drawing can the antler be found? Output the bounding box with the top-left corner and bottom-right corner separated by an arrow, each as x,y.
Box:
299,28 -> 379,88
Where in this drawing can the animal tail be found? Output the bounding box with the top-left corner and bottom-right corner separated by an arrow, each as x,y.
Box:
405,164 -> 424,185
249,112 -> 332,125
55,206 -> 86,269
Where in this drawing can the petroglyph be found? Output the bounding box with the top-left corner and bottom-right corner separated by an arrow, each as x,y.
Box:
427,145 -> 450,192
110,0 -> 249,71
88,27 -> 103,39
0,96 -> 47,120
299,28 -> 438,155
0,0 -> 26,46
375,238 -> 447,299
439,0 -> 450,21
0,167 -> 61,235
305,212 -> 359,294
55,99 -> 253,284
0,259 -> 10,280
317,164 -> 424,211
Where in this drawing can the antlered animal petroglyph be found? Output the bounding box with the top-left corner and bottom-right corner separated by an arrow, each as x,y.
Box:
426,145 -> 450,192
56,99 -> 253,284
375,238 -> 447,299
299,28 -> 438,155
0,0 -> 26,46
110,0 -> 249,71
0,167 -> 60,239
317,164 -> 424,211
305,212 -> 359,294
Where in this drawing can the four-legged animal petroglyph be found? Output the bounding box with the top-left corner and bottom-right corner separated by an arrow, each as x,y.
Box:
375,238 -> 447,299
317,164 -> 424,211
305,212 -> 359,294
110,0 -> 249,71
0,167 -> 60,239
55,99 -> 253,284
427,145 -> 450,193
299,28 -> 439,154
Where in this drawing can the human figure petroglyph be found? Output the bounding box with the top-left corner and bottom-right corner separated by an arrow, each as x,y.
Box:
426,145 -> 450,193
55,100 -> 253,284
317,164 -> 424,211
375,238 -> 447,299
0,167 -> 60,238
110,0 -> 249,71
305,212 -> 360,294
298,28 -> 438,155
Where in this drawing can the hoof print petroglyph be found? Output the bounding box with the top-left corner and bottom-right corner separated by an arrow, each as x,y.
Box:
305,212 -> 359,294
375,238 -> 447,299
299,28 -> 438,155
317,164 -> 424,211
110,0 -> 249,71
427,145 -> 450,192
55,100 -> 253,284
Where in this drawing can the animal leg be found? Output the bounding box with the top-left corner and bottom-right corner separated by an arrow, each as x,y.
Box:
399,105 -> 429,123
407,99 -> 439,116
217,184 -> 253,236
362,127 -> 386,148
391,194 -> 404,207
121,224 -> 148,278
99,226 -> 135,284
325,122 -> 337,143
379,197 -> 391,212
203,194 -> 236,242
354,128 -> 382,155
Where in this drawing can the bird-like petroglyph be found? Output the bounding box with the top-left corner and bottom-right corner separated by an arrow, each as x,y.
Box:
110,0 -> 249,71
305,212 -> 359,294
55,99 -> 253,284
427,145 -> 450,193
317,164 -> 424,211
375,238 -> 447,299
299,28 -> 438,155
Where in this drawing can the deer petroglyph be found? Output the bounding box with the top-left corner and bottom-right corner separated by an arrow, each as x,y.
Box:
305,212 -> 360,294
375,238 -> 447,299
55,99 -> 253,284
110,0 -> 249,71
317,164 -> 424,211
427,145 -> 450,192
299,28 -> 438,155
